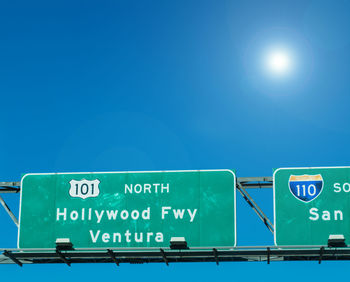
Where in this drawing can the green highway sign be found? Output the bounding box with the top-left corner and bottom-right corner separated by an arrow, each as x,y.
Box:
274,167 -> 350,246
18,170 -> 236,249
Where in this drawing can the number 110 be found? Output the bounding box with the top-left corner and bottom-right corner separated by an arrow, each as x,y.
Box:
296,184 -> 316,196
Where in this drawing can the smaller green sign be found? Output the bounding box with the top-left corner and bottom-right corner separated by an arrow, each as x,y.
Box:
274,166 -> 350,246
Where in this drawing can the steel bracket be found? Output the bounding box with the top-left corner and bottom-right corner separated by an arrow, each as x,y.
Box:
160,249 -> 169,266
56,250 -> 71,266
3,251 -> 22,267
213,248 -> 219,265
107,249 -> 120,266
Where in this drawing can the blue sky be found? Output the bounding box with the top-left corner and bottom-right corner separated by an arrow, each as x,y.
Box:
1,0 -> 350,280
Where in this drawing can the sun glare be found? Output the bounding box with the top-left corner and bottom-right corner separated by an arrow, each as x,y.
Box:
265,49 -> 292,76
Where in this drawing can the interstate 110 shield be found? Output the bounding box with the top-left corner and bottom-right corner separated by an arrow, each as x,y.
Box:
18,170 -> 236,249
274,167 -> 350,246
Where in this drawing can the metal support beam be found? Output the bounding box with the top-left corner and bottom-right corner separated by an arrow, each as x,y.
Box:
0,178 -> 273,191
3,251 -> 22,267
237,177 -> 273,189
107,249 -> 119,266
0,182 -> 20,194
2,247 -> 350,265
0,178 -> 273,193
160,249 -> 169,266
0,182 -> 20,188
56,250 -> 71,266
0,195 -> 19,227
0,188 -> 20,193
238,177 -> 272,182
236,182 -> 274,233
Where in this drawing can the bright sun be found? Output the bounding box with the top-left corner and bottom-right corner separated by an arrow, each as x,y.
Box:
266,49 -> 292,76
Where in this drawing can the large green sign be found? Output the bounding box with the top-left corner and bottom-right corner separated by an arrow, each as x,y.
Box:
18,170 -> 236,249
274,167 -> 350,246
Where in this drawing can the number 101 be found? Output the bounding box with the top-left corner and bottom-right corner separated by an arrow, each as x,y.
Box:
74,183 -> 95,196
69,179 -> 100,199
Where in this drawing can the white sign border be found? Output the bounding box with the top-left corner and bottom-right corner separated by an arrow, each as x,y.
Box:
273,166 -> 350,246
18,169 -> 237,249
